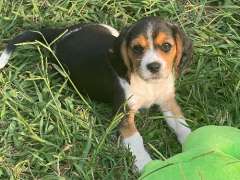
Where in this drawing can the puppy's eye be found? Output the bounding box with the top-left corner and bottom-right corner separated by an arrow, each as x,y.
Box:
158,43 -> 172,52
132,45 -> 144,54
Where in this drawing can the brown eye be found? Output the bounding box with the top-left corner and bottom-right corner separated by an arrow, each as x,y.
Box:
158,43 -> 172,52
132,44 -> 144,55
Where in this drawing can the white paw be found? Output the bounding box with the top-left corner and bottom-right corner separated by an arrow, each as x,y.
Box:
123,132 -> 152,171
177,126 -> 191,144
133,149 -> 152,171
164,112 -> 191,144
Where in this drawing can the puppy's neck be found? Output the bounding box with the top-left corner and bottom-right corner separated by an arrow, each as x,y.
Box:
130,72 -> 175,85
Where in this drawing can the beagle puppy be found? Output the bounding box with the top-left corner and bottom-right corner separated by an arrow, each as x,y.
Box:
0,16 -> 193,171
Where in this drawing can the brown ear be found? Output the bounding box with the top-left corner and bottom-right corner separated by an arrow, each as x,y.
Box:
171,24 -> 193,76
109,26 -> 133,82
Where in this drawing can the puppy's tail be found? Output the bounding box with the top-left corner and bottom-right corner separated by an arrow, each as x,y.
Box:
0,28 -> 64,69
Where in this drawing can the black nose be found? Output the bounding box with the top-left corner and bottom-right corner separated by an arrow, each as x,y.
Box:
147,62 -> 161,73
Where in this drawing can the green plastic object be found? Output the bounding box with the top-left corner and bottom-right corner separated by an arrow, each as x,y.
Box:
140,126 -> 240,180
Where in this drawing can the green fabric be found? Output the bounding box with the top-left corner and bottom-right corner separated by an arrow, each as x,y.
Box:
140,126 -> 240,180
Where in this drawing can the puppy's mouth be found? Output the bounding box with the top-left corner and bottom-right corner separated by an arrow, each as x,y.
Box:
150,76 -> 161,80
146,76 -> 162,81
138,71 -> 162,81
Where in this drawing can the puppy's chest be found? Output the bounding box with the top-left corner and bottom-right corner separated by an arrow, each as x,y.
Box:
120,75 -> 175,111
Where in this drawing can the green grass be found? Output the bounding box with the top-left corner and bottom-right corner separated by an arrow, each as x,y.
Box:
0,0 -> 240,179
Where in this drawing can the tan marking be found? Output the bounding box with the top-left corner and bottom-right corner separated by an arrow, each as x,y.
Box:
121,40 -> 131,74
154,32 -> 168,45
128,35 -> 150,71
127,48 -> 139,72
160,97 -> 183,118
174,33 -> 184,74
126,35 -> 149,71
159,46 -> 177,70
120,111 -> 137,138
131,35 -> 149,48
154,32 -> 177,72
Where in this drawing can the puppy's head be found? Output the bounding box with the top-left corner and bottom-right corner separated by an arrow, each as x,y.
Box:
112,17 -> 192,81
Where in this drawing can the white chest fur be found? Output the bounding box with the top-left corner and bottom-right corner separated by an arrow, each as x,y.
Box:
119,74 -> 175,111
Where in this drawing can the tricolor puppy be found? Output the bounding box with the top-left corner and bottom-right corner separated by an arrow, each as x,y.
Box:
0,16 -> 192,171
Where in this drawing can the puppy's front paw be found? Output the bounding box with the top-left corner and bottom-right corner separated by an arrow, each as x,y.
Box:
177,126 -> 191,144
133,152 -> 152,171
123,132 -> 152,171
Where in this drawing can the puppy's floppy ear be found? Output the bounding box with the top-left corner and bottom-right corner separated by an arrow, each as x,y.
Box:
171,24 -> 193,75
109,26 -> 133,82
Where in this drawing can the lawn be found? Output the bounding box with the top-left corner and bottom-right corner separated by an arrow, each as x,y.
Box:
0,0 -> 240,179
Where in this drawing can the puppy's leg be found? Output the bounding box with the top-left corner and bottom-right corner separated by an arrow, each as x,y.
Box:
160,98 -> 191,144
120,110 -> 152,171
